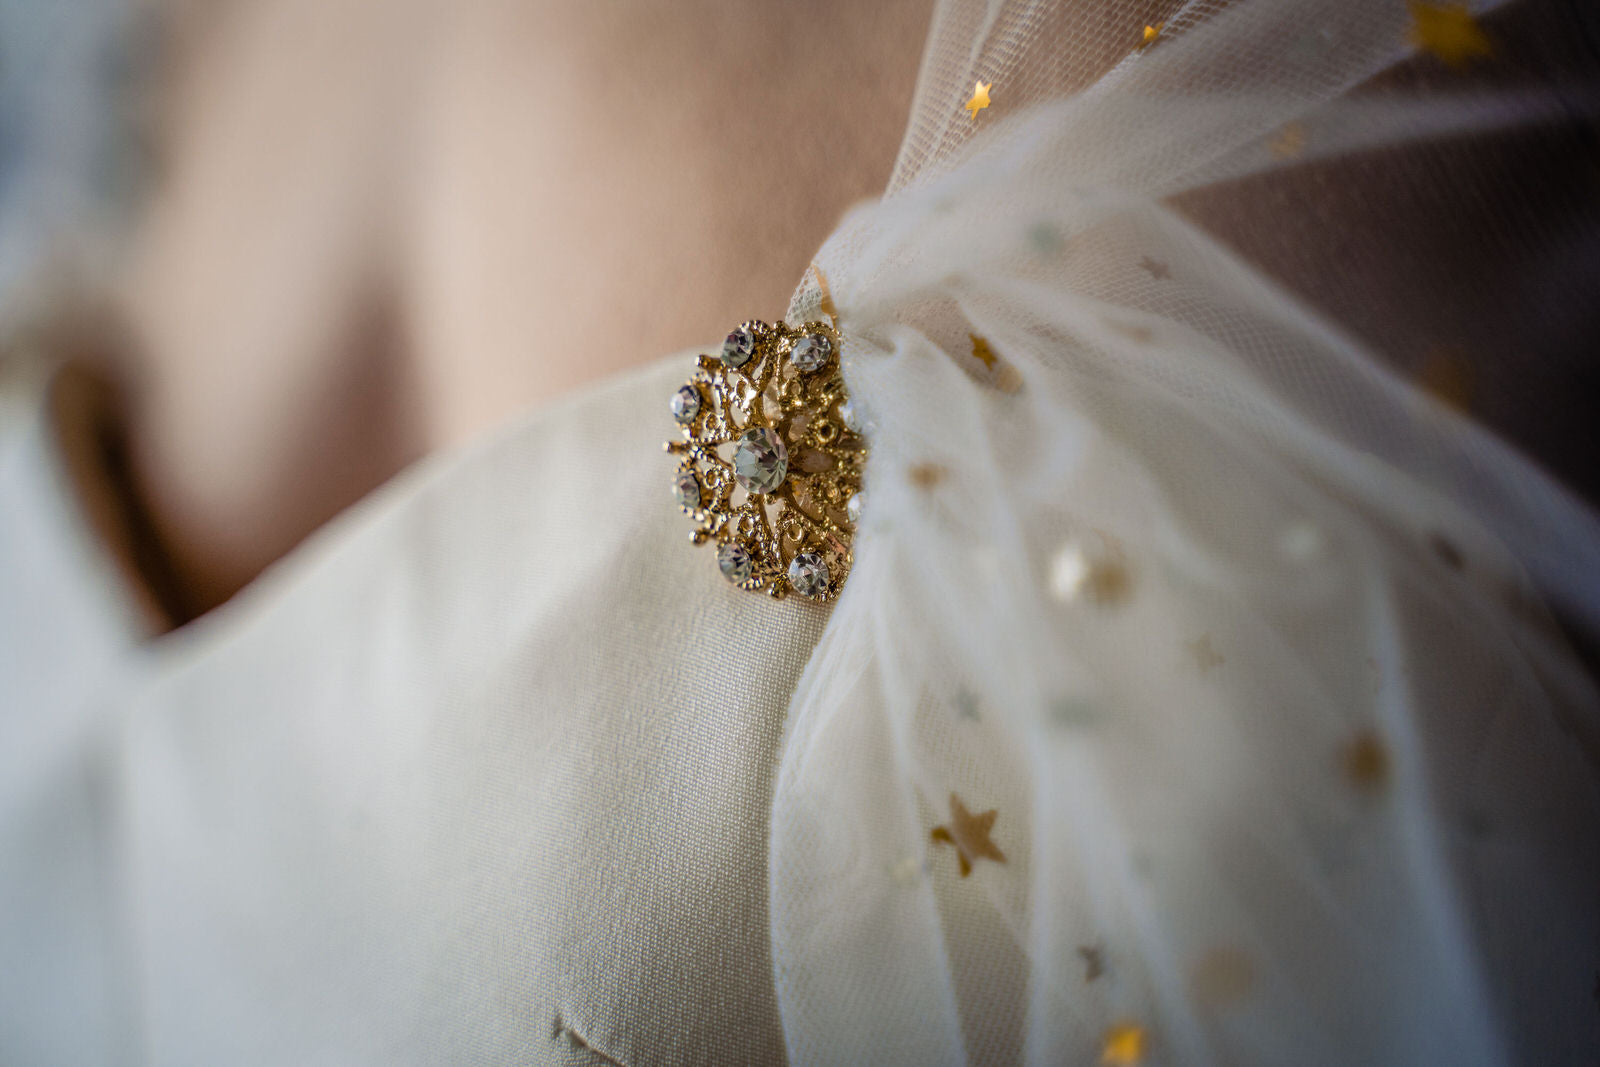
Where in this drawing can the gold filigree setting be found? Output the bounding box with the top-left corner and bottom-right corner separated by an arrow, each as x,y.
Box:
665,319 -> 865,601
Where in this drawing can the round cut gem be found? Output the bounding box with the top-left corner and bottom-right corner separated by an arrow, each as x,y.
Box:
788,552 -> 829,597
732,426 -> 788,495
789,332 -> 832,373
670,385 -> 701,424
718,542 -> 753,584
721,326 -> 756,369
672,471 -> 700,509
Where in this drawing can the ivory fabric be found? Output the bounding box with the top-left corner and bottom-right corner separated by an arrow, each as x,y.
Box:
1,356 -> 814,1064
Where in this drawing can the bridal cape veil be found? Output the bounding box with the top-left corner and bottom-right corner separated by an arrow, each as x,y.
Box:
768,0 -> 1600,1063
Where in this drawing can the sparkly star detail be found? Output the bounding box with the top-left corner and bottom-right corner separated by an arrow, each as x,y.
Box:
965,81 -> 993,119
968,333 -> 1024,393
1188,633 -> 1224,674
930,793 -> 1007,877
1407,2 -> 1493,69
971,333 -> 999,369
1049,531 -> 1134,607
1138,256 -> 1171,280
1102,1022 -> 1147,1064
1078,945 -> 1106,982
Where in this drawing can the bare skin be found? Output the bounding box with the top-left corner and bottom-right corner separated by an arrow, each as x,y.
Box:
108,0 -> 932,621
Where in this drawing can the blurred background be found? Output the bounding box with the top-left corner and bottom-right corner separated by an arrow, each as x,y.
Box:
1,0 -> 1597,630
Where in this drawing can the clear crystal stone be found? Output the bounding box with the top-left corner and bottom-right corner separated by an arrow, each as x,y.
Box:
789,332 -> 832,372
670,385 -> 700,424
846,492 -> 862,525
718,542 -> 753,584
732,426 -> 788,494
838,399 -> 861,433
721,326 -> 756,369
672,471 -> 700,509
787,551 -> 829,597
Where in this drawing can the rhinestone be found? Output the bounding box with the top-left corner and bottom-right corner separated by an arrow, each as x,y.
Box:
670,385 -> 700,424
789,332 -> 832,373
718,542 -> 753,584
846,493 -> 862,525
839,399 -> 861,433
787,552 -> 829,597
732,426 -> 788,494
721,326 -> 756,369
672,471 -> 701,510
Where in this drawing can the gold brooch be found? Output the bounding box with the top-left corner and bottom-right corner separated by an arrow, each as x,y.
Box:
665,320 -> 865,600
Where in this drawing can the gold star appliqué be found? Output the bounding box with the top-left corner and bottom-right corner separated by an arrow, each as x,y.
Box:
965,81 -> 993,119
968,333 -> 1024,393
930,793 -> 1007,877
1408,2 -> 1493,69
970,333 -> 999,370
1138,23 -> 1163,50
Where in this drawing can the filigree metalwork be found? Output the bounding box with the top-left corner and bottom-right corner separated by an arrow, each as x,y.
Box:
665,319 -> 865,600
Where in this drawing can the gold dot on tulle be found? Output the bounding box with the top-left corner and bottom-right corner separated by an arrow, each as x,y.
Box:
1049,539 -> 1133,607
1428,531 -> 1465,571
1137,23 -> 1163,50
930,793 -> 1007,878
965,81 -> 993,118
908,462 -> 949,489
1101,1022 -> 1147,1064
1137,256 -> 1171,281
1105,319 -> 1155,344
1190,946 -> 1256,1010
1270,122 -> 1308,159
1417,345 -> 1474,411
1188,633 -> 1224,674
1342,730 -> 1391,794
1407,2 -> 1493,68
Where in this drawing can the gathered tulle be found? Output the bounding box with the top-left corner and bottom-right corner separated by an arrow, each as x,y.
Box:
771,0 -> 1600,1062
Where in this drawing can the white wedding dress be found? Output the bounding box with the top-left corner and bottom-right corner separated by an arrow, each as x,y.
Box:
4,1 -> 1599,1064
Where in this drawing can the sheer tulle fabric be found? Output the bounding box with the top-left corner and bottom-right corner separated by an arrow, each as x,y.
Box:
771,1 -> 1600,1063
